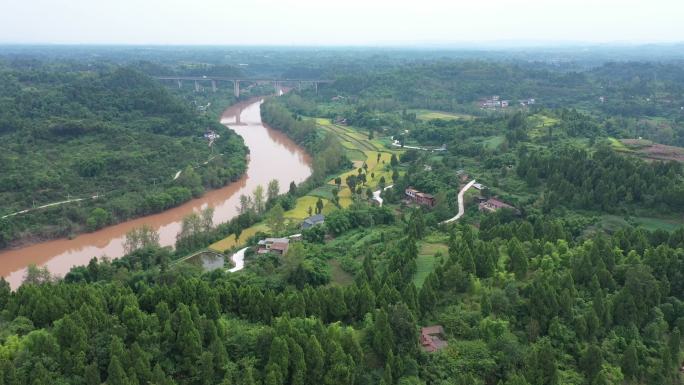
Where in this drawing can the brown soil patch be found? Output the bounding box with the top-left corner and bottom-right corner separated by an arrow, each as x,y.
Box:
621,139 -> 684,163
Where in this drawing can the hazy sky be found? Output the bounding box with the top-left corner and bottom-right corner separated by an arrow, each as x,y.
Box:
1,0 -> 683,45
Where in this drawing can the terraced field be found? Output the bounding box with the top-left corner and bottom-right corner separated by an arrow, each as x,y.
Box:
210,116 -> 402,253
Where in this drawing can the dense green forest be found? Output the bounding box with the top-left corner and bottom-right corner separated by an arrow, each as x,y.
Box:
0,202 -> 681,385
0,64 -> 247,247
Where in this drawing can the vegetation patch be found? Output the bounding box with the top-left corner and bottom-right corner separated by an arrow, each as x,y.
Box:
413,242 -> 448,288
209,223 -> 269,252
413,109 -> 472,121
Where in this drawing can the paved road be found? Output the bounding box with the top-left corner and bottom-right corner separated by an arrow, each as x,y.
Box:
228,247 -> 248,272
372,184 -> 394,206
441,180 -> 476,224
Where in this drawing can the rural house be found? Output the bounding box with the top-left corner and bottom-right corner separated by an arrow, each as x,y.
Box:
479,198 -> 516,213
405,187 -> 436,207
420,325 -> 448,352
257,238 -> 290,255
301,213 -> 325,229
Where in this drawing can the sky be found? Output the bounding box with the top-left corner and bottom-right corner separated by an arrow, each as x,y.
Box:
1,0 -> 683,46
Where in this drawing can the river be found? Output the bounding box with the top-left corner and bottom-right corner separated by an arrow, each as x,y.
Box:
0,99 -> 312,289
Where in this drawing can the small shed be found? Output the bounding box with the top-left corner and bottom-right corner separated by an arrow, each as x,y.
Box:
301,214 -> 325,229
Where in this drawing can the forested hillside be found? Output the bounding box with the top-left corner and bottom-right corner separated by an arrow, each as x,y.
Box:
0,64 -> 247,247
326,61 -> 684,116
0,204 -> 681,385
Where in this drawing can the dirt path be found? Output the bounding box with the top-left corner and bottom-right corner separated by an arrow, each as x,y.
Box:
1,195 -> 101,220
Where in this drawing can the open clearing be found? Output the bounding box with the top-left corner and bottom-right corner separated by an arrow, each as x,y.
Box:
620,139 -> 684,163
209,223 -> 269,252
329,259 -> 354,286
412,109 -> 473,121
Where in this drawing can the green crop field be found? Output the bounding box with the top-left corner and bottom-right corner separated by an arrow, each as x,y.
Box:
413,242 -> 448,288
412,109 -> 473,121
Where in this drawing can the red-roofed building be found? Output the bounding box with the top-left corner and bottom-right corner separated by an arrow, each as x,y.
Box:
257,238 -> 290,255
420,325 -> 447,352
405,187 -> 436,207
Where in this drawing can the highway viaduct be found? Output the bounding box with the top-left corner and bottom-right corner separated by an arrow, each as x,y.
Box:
154,76 -> 334,97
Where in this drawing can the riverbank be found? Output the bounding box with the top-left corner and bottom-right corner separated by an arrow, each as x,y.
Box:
209,109 -> 404,254
0,98 -> 312,289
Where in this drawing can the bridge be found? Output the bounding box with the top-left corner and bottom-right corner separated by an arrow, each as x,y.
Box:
154,76 -> 334,97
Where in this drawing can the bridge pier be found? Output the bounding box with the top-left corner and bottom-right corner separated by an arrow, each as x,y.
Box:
194,81 -> 200,92
314,81 -> 318,94
177,79 -> 182,89
211,80 -> 217,92
274,81 -> 279,95
233,81 -> 240,98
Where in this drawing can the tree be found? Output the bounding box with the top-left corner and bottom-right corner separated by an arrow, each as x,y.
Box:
418,279 -> 437,315
107,357 -> 129,385
267,179 -> 280,204
123,224 -> 160,254
23,264 -> 52,285
267,337 -> 290,383
86,207 -> 110,230
84,362 -> 101,385
580,344 -> 603,382
175,304 -> 202,376
151,364 -> 172,385
253,185 -> 265,214
391,154 -> 399,167
346,175 -> 357,193
267,204 -> 286,234
315,198 -> 324,214
668,327 -> 681,367
507,238 -> 528,279
289,340 -> 306,385
305,336 -> 325,383
621,342 -> 638,380
372,309 -> 395,359
238,194 -> 253,214
198,352 -> 215,385
526,338 -> 558,385
407,210 -> 425,240
332,188 -> 340,206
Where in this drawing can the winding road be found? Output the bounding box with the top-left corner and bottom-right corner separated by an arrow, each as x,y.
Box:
228,247 -> 248,272
441,179 -> 476,224
372,184 -> 394,206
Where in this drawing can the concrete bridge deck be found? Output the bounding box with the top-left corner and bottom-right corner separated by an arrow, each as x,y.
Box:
154,76 -> 333,96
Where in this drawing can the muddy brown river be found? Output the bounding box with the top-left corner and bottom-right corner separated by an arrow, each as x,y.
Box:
0,99 -> 312,289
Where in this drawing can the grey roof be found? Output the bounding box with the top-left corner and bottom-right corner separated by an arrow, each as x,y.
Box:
302,214 -> 325,228
258,237 -> 290,245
